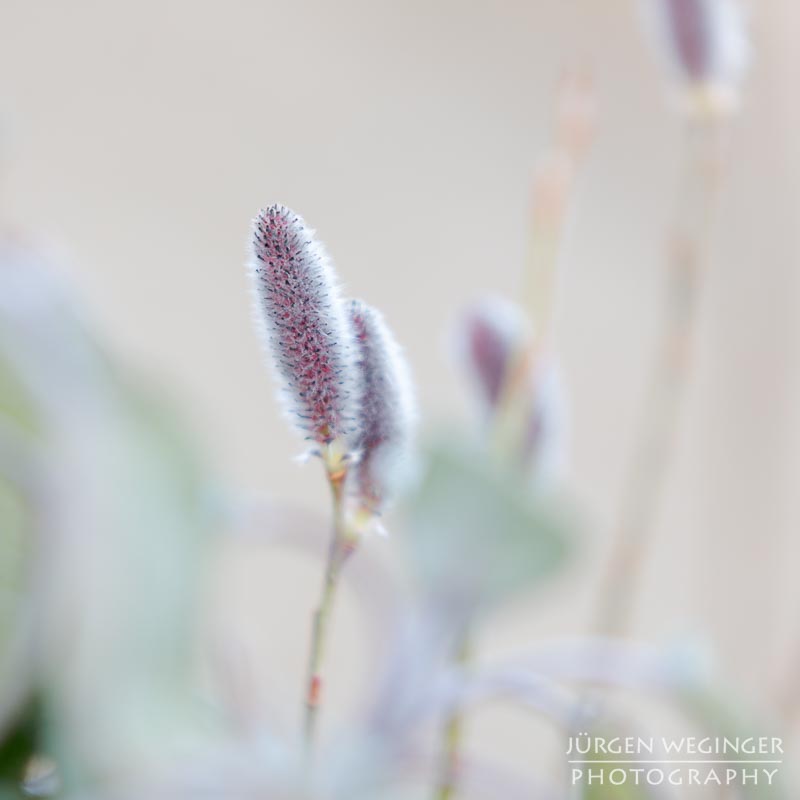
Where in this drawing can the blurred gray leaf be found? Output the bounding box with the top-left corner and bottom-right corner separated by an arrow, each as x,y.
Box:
0,350 -> 40,770
0,242 -> 220,794
405,437 -> 573,615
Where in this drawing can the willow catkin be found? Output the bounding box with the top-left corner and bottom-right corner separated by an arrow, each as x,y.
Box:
642,0 -> 750,97
347,299 -> 416,513
249,204 -> 357,447
458,296 -> 566,482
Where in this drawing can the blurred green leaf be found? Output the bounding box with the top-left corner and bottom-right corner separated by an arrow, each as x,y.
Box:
678,686 -> 787,800
580,780 -> 652,799
577,758 -> 653,800
0,477 -> 29,678
0,697 -> 40,790
0,356 -> 37,438
405,437 -> 573,613
567,727 -> 655,800
0,245 -> 221,794
39,378 -> 220,793
0,353 -> 38,625
0,352 -> 38,764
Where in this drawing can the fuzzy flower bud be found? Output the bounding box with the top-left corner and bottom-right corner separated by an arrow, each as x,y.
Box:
249,205 -> 356,447
458,296 -> 566,482
642,0 -> 750,112
347,300 -> 416,513
462,297 -> 527,410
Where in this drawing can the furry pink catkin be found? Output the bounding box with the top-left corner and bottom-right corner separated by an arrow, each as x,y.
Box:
458,296 -> 566,482
249,205 -> 356,446
642,0 -> 749,90
348,300 -> 415,512
663,0 -> 713,80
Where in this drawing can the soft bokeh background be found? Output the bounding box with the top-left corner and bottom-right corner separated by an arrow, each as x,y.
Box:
2,0 -> 798,783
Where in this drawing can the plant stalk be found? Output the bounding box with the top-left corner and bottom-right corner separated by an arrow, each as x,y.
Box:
433,634 -> 472,800
303,447 -> 354,749
595,115 -> 725,637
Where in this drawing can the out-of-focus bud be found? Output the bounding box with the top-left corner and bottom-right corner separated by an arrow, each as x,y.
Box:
461,296 -> 524,409
457,297 -> 567,482
641,0 -> 750,115
249,205 -> 357,450
347,300 -> 416,515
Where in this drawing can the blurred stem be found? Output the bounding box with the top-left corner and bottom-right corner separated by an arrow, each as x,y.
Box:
524,67 -> 594,335
303,444 -> 355,749
490,151 -> 570,462
594,114 -> 725,637
433,633 -> 472,800
493,71 -> 594,463
523,154 -> 573,337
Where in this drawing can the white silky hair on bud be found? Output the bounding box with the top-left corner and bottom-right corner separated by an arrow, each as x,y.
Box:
640,0 -> 750,92
347,299 -> 417,513
247,204 -> 358,447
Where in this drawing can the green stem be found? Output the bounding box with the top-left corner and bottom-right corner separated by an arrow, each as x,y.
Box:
434,634 -> 472,800
303,453 -> 353,749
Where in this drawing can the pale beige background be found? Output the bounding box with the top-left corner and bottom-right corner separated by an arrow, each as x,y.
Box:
2,0 -> 799,785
